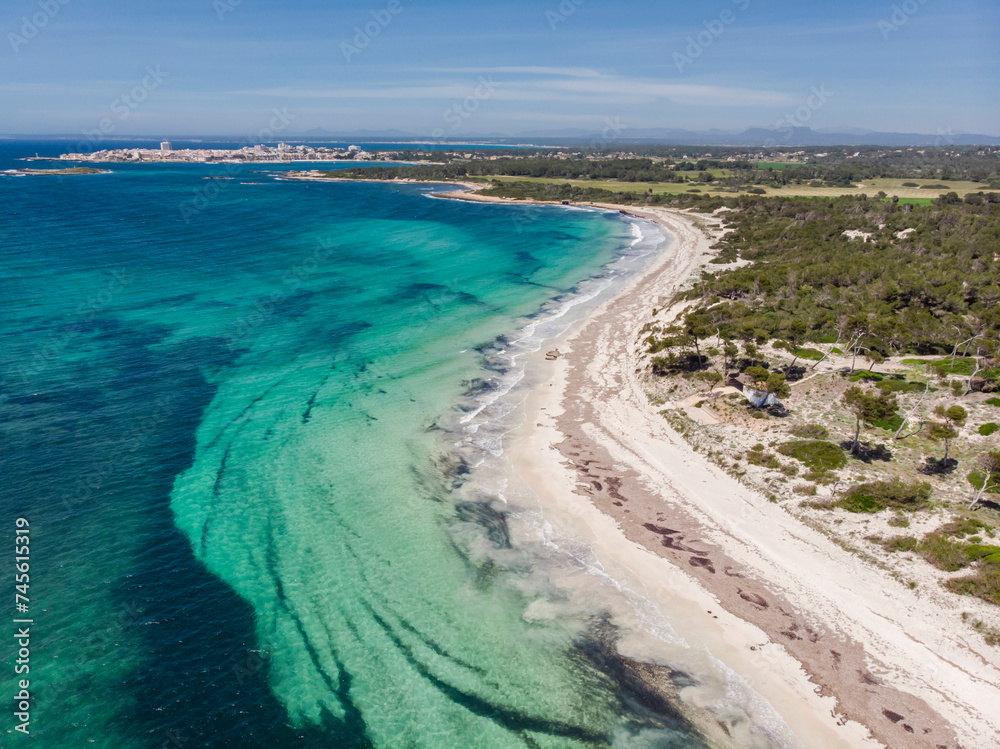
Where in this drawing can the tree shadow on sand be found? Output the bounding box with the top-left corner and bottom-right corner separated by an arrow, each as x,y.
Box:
841,440 -> 893,464
784,365 -> 808,382
920,457 -> 959,475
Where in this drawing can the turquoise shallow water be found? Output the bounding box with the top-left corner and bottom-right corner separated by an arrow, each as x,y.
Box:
0,142 -> 729,747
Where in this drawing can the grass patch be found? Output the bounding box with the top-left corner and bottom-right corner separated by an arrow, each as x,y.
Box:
877,376 -> 928,394
980,423 -> 999,437
789,423 -> 829,440
837,479 -> 932,514
968,470 -> 1000,495
940,516 -> 992,539
838,494 -> 882,513
883,536 -> 918,553
918,533 -> 971,571
778,440 -> 847,471
894,197 -> 935,206
848,369 -> 884,382
746,446 -> 782,469
869,412 -> 906,432
927,357 -> 978,376
946,552 -> 1000,607
794,347 -> 825,361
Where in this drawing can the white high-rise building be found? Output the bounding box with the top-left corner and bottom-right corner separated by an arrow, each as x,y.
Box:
160,141 -> 172,154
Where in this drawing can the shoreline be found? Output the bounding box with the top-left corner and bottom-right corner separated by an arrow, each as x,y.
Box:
277,173 -> 998,745
490,206 -> 997,747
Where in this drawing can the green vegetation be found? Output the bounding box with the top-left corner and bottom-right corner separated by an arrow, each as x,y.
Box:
794,347 -> 825,361
842,386 -> 898,454
980,423 -> 999,436
837,479 -> 932,513
883,536 -> 919,553
328,144 -> 1000,201
778,441 -> 847,470
745,444 -> 782,469
927,405 -> 968,467
876,377 -> 928,394
916,524 -> 1000,605
789,423 -> 830,440
987,398 -> 1000,408
918,532 -> 971,570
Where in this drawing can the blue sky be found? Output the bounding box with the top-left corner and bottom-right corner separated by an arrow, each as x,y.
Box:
2,0 -> 998,137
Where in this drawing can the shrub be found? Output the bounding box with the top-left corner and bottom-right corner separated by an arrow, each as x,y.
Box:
849,370 -> 884,382
940,516 -> 990,539
986,397 -> 1000,408
747,450 -> 781,469
838,479 -> 932,513
837,494 -> 882,513
883,536 -> 918,553
947,572 -> 1000,607
918,533 -> 970,571
968,469 -> 1000,495
793,347 -> 824,361
980,423 -> 999,437
902,182 -> 919,187
877,377 -> 928,394
888,514 -> 910,528
778,440 -> 847,470
803,467 -> 836,484
946,548 -> 1000,607
789,423 -> 830,440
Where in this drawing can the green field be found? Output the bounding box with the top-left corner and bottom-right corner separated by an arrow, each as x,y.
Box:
476,174 -> 999,201
476,175 -> 710,196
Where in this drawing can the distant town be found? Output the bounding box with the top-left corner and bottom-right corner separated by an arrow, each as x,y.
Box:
41,142 -> 395,164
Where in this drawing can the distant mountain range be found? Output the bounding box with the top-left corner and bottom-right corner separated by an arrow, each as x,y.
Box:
296,126 -> 1000,147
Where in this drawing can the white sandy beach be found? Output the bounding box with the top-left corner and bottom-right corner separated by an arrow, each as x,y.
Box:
295,173 -> 1000,746
500,206 -> 1000,749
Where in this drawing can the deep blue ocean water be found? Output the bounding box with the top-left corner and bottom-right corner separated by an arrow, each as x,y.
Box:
0,141 -> 731,748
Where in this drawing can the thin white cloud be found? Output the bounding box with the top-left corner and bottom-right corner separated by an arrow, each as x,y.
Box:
539,78 -> 795,106
235,74 -> 793,107
422,66 -> 602,78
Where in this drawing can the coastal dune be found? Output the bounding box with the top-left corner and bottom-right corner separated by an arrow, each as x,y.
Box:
503,207 -> 1000,748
